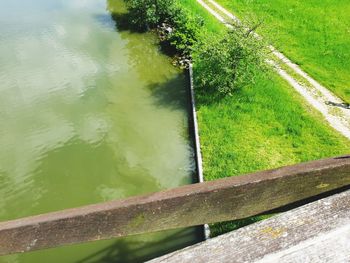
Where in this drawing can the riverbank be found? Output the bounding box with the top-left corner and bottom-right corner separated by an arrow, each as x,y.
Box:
119,0 -> 350,236
179,1 -> 350,236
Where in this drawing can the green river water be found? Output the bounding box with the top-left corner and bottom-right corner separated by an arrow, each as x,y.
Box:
0,0 -> 202,262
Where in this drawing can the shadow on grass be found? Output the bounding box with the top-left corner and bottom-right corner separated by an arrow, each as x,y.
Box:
193,78 -> 246,109
76,227 -> 204,263
194,88 -> 224,107
211,184 -> 350,237
210,216 -> 269,238
326,101 -> 350,109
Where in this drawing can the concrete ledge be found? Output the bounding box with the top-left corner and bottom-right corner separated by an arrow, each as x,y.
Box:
187,65 -> 210,239
149,189 -> 350,263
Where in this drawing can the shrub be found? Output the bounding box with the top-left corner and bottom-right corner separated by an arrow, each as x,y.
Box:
124,0 -> 178,30
124,0 -> 203,57
193,24 -> 269,95
166,7 -> 204,55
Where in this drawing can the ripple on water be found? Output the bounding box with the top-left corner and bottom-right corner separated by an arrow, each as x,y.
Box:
0,0 -> 200,262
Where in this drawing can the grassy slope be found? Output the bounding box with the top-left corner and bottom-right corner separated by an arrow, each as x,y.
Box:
214,0 -> 350,102
181,0 -> 350,236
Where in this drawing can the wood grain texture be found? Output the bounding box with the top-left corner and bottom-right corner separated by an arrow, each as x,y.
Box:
0,155 -> 350,255
149,189 -> 350,263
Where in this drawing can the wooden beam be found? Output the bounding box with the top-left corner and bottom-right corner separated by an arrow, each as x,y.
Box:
149,190 -> 350,263
0,155 -> 350,255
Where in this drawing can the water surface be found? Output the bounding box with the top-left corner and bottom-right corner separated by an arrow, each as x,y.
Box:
0,0 -> 201,262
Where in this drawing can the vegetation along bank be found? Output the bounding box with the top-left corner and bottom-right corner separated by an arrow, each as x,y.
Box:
123,0 -> 350,236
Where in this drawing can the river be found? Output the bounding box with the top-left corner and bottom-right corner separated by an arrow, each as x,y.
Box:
0,0 -> 202,262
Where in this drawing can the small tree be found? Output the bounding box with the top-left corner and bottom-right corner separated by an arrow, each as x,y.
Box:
193,24 -> 269,96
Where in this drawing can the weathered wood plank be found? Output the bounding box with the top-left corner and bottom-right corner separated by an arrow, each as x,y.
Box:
0,155 -> 350,255
149,189 -> 350,263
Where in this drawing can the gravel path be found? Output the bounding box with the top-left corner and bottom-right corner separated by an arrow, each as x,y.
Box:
197,0 -> 350,140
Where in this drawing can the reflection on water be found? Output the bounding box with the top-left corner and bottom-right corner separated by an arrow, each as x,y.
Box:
0,0 -> 202,262
3,228 -> 203,263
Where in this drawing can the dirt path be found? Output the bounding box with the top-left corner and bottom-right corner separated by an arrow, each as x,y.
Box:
197,0 -> 350,140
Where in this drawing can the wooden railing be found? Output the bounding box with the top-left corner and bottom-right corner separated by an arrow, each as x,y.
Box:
0,155 -> 350,255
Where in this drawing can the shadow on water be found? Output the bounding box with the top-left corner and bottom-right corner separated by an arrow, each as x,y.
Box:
104,0 -> 225,111
104,0 -> 192,113
74,4 -> 202,262
148,74 -> 190,111
76,227 -> 203,263
104,1 -> 201,187
106,0 -> 178,55
109,12 -> 139,33
93,11 -> 143,34
94,13 -> 117,29
105,0 -> 147,33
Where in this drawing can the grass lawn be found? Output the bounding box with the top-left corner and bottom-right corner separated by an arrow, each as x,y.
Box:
196,70 -> 350,235
213,0 -> 350,102
181,0 -> 350,236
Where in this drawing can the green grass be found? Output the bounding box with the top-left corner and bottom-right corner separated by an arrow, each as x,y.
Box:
196,68 -> 350,236
214,0 -> 350,102
181,0 -> 225,35
181,0 -> 350,236
197,73 -> 350,181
